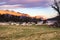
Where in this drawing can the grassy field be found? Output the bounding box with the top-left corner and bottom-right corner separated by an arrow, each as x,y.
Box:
0,25 -> 60,40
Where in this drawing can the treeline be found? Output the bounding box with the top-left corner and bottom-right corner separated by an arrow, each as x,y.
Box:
0,14 -> 42,24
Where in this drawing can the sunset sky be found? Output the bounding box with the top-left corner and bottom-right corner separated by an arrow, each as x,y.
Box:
0,0 -> 59,19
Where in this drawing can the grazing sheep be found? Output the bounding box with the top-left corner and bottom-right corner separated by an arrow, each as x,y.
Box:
10,23 -> 14,25
0,22 -> 9,25
15,23 -> 19,26
21,22 -> 26,26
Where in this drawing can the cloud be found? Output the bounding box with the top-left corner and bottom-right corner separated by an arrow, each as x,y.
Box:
0,0 -> 56,8
0,2 -> 6,4
0,0 -> 9,2
9,0 -> 41,3
0,4 -> 24,9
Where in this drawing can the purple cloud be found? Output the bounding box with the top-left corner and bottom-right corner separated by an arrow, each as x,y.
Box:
0,0 -> 53,8
0,0 -> 9,2
0,4 -> 24,9
0,2 -> 6,4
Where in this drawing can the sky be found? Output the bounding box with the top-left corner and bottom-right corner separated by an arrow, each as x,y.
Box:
0,0 -> 59,19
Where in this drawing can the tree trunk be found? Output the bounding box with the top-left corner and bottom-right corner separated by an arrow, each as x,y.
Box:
55,15 -> 60,27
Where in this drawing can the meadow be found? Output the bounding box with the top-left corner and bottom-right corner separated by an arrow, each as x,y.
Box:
0,25 -> 60,40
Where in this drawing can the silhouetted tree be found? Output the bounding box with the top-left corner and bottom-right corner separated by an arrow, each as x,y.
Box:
51,0 -> 60,27
52,0 -> 60,15
0,14 -> 4,22
0,13 -> 42,24
31,18 -> 41,24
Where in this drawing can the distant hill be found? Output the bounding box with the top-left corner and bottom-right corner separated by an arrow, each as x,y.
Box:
47,16 -> 60,21
0,10 -> 30,17
0,10 -> 45,19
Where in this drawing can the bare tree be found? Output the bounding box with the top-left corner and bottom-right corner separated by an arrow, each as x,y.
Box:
52,0 -> 60,15
51,0 -> 60,27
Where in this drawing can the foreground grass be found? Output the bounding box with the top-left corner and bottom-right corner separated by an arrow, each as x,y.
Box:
0,25 -> 60,40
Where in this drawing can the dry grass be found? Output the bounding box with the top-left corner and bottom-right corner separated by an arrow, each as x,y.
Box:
0,25 -> 60,40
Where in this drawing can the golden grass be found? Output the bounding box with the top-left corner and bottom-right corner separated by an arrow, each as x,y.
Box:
0,25 -> 60,40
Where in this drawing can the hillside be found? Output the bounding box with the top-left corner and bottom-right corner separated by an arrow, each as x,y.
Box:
0,10 -> 30,17
0,10 -> 43,19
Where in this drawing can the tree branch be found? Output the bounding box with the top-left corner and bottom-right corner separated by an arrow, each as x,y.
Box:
52,5 -> 59,12
54,0 -> 59,10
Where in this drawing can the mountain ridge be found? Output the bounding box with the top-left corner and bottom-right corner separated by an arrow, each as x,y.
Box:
0,10 -> 46,19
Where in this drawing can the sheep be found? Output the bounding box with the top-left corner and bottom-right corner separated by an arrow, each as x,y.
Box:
0,22 -> 9,25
